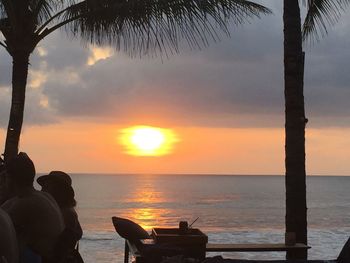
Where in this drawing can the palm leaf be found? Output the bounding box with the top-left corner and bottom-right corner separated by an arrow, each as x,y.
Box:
0,2 -> 5,20
30,0 -> 57,25
30,0 -> 78,24
58,0 -> 271,56
302,0 -> 350,41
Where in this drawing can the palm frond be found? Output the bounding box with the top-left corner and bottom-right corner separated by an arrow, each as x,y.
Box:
58,0 -> 271,56
302,0 -> 350,42
0,2 -> 6,20
30,0 -> 56,25
0,10 -> 10,41
30,0 -> 77,27
0,0 -> 14,22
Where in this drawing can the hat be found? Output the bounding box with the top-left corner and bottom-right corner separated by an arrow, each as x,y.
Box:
37,171 -> 72,187
38,171 -> 76,208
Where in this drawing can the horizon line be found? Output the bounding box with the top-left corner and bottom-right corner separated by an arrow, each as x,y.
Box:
35,172 -> 350,177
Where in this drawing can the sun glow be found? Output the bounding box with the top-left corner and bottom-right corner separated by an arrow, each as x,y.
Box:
119,126 -> 179,156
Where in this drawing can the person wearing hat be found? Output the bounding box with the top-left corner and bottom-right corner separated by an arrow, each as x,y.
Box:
1,153 -> 65,263
37,171 -> 83,260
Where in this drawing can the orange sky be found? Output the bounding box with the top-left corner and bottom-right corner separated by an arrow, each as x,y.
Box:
1,3 -> 350,176
1,121 -> 349,175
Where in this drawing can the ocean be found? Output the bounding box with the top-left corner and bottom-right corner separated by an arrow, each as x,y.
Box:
66,174 -> 350,263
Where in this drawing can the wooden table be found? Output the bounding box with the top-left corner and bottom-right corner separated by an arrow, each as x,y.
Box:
206,243 -> 311,252
124,240 -> 311,263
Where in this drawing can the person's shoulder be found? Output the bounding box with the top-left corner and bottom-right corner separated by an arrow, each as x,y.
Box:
30,191 -> 61,210
32,190 -> 49,198
62,207 -> 77,215
1,197 -> 20,212
61,207 -> 83,240
62,207 -> 78,221
0,208 -> 16,235
0,208 -> 11,223
0,209 -> 18,263
32,190 -> 55,202
36,191 -> 61,206
8,191 -> 56,211
32,190 -> 46,197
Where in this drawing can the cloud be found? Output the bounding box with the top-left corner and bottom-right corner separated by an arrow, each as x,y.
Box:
28,68 -> 48,89
303,10 -> 350,124
0,1 -> 350,129
0,87 -> 11,127
0,52 -> 12,87
0,86 -> 58,127
87,46 -> 114,66
29,5 -> 286,128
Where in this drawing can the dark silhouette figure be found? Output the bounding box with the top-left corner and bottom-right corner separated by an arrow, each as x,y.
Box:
1,153 -> 64,263
37,171 -> 83,262
0,207 -> 19,263
0,158 -> 15,205
0,165 -> 9,205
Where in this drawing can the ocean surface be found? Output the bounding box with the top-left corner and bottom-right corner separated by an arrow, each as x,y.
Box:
63,174 -> 350,263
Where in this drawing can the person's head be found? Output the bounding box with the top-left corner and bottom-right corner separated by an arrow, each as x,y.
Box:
37,171 -> 76,208
5,152 -> 35,188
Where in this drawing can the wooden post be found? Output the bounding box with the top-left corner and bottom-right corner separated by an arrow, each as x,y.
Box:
124,240 -> 129,263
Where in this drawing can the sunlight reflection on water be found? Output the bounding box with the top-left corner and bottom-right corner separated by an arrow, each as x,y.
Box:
118,175 -> 175,230
73,174 -> 350,263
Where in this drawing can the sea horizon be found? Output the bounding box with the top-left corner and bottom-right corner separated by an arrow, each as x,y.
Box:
65,174 -> 350,263
36,173 -> 350,177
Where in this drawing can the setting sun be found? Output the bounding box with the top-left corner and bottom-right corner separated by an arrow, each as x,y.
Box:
119,126 -> 179,156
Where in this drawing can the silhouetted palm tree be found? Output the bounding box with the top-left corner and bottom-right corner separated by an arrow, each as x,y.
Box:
303,0 -> 350,41
0,0 -> 270,162
284,0 -> 349,259
283,2 -> 307,258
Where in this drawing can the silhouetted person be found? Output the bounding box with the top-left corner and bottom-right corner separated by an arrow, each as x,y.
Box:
0,161 -> 14,205
1,153 -> 64,263
37,171 -> 83,261
0,208 -> 19,263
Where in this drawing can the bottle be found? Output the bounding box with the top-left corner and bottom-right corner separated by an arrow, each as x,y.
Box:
179,221 -> 188,235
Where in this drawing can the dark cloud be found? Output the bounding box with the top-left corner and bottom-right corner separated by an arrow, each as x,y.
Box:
0,88 -> 11,127
37,4 -> 286,128
0,87 -> 57,127
0,52 -> 12,87
31,32 -> 89,70
304,12 -> 350,123
41,37 -> 285,127
0,1 -> 350,129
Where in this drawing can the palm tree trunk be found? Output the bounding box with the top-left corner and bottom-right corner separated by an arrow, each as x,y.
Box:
4,52 -> 30,162
283,0 -> 308,260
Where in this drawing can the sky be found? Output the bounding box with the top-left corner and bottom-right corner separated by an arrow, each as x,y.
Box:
0,1 -> 350,175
